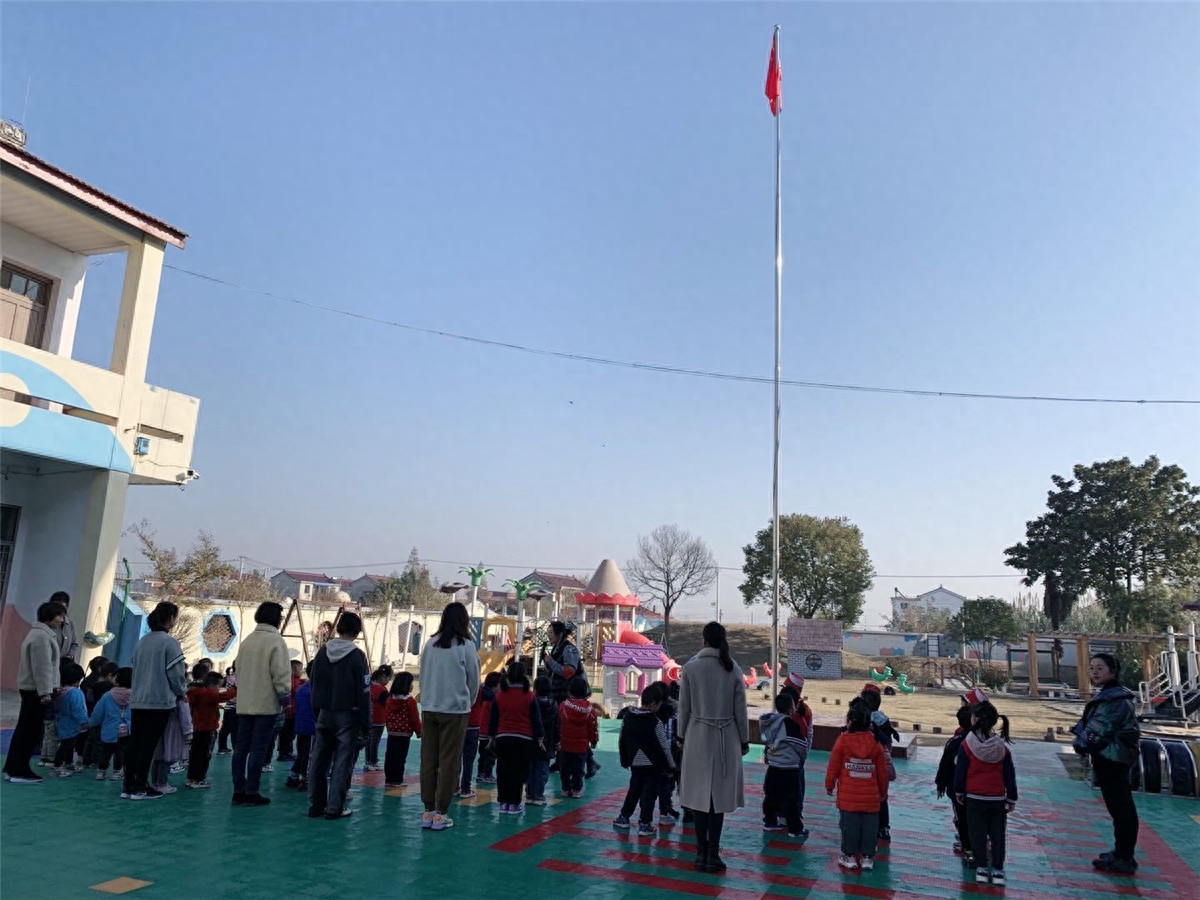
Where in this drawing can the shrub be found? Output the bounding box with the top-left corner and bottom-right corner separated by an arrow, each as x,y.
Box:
977,665 -> 1010,692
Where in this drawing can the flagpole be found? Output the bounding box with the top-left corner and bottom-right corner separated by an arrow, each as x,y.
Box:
770,23 -> 783,702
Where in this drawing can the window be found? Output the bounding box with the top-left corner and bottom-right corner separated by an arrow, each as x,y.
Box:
1,262 -> 52,348
1,263 -> 50,304
0,505 -> 19,617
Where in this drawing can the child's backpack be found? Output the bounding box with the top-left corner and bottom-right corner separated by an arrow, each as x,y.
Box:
117,703 -> 130,739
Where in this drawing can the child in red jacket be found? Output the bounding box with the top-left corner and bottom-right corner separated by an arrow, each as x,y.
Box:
825,698 -> 889,872
365,669 -> 389,770
557,677 -> 598,797
384,672 -> 420,786
476,671 -> 502,785
186,669 -> 235,789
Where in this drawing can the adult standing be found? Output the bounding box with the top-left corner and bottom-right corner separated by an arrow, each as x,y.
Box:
1072,653 -> 1140,874
231,601 -> 291,807
124,601 -> 187,800
2,601 -> 65,783
307,612 -> 370,820
677,621 -> 749,874
48,591 -> 79,662
418,601 -> 480,832
544,621 -> 599,777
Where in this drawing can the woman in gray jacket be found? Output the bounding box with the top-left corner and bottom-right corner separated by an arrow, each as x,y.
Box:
124,602 -> 188,800
677,621 -> 749,874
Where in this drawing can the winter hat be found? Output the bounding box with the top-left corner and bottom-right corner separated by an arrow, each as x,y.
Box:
861,682 -> 882,696
961,687 -> 988,708
787,672 -> 805,693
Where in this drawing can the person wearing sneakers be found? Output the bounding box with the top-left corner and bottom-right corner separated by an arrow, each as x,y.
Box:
935,705 -> 975,864
526,676 -> 558,806
557,677 -> 599,798
418,602 -> 481,832
954,700 -> 1017,886
1073,653 -> 1141,876
859,683 -> 898,842
825,698 -> 889,872
486,661 -> 545,814
614,683 -> 675,836
51,663 -> 88,776
125,602 -> 188,801
308,613 -> 371,821
231,601 -> 292,807
89,667 -> 133,782
4,601 -> 65,784
187,669 -> 235,789
760,692 -> 809,836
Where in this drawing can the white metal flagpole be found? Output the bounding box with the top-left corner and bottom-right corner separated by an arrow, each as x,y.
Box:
769,24 -> 783,701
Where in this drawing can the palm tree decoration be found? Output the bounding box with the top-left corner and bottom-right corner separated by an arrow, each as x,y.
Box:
460,565 -> 494,609
505,578 -> 539,602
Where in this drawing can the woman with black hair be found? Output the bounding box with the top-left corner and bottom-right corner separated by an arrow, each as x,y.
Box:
1072,653 -> 1140,875
125,602 -> 188,800
677,621 -> 750,873
418,601 -> 481,831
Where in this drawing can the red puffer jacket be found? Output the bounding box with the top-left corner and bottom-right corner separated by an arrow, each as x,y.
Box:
559,698 -> 599,753
825,730 -> 889,813
385,695 -> 421,737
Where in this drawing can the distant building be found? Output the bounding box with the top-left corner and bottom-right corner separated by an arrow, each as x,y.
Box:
517,570 -> 587,620
890,586 -> 968,622
347,573 -> 390,604
270,570 -> 339,601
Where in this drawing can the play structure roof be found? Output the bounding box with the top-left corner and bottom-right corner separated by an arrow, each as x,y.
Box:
786,617 -> 844,651
602,642 -> 666,668
578,559 -> 639,607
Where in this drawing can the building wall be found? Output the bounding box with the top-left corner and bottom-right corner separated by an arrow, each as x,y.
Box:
0,468 -> 91,685
1,222 -> 87,356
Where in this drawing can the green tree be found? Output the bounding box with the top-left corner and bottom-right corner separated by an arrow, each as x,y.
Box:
740,514 -> 875,626
949,597 -> 1021,661
1005,457 -> 1200,632
129,520 -> 235,596
399,548 -> 442,610
626,524 -> 717,652
362,572 -> 406,609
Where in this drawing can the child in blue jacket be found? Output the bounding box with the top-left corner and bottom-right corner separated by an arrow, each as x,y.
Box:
52,662 -> 89,777
89,667 -> 133,780
286,662 -> 315,789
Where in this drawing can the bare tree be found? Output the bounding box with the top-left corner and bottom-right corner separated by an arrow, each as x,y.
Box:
627,525 -> 717,651
129,520 -> 235,596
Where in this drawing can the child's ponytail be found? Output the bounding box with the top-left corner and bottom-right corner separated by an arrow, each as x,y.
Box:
997,714 -> 1012,744
703,621 -> 734,672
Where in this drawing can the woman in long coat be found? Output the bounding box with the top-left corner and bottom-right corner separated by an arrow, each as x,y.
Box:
677,621 -> 749,873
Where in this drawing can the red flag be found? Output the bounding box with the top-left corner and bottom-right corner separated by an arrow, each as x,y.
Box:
765,32 -> 782,116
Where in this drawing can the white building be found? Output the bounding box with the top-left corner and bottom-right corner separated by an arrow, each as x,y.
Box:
890,585 -> 968,622
269,570 -> 341,602
1,129 -> 198,685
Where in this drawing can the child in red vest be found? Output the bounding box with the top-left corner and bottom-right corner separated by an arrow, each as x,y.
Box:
364,669 -> 389,771
825,698 -> 888,871
953,701 -> 1016,887
935,706 -> 975,863
475,671 -> 502,785
384,671 -> 420,786
486,662 -> 545,813
557,677 -> 598,798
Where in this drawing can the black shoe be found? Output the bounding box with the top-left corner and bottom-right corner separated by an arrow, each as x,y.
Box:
1095,857 -> 1138,874
693,852 -> 708,871
878,826 -> 891,842
682,809 -> 695,824
706,854 -> 727,874
243,793 -> 271,807
231,792 -> 246,806
308,807 -> 326,818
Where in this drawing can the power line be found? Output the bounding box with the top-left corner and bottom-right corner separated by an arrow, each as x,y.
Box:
163,264 -> 1200,406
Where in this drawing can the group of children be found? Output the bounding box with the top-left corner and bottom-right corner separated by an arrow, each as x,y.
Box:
453,662 -> 601,812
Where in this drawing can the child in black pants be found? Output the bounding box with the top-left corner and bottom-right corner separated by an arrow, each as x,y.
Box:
936,706 -> 975,862
760,692 -> 809,835
953,701 -> 1017,887
383,672 -> 421,786
614,684 -> 675,837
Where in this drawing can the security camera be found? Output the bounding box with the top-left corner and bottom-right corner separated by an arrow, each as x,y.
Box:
186,469 -> 199,480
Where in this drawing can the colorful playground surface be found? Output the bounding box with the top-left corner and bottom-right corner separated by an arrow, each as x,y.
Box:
2,722 -> 1198,899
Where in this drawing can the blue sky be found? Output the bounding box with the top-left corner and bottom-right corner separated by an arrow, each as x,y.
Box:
3,3 -> 1198,627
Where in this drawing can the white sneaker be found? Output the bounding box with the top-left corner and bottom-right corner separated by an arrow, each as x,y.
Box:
861,856 -> 875,871
976,868 -> 990,884
8,776 -> 44,785
155,784 -> 178,795
51,767 -> 73,778
431,812 -> 454,831
109,771 -> 124,781
95,771 -> 108,781
422,811 -> 434,829
838,854 -> 859,870
260,764 -> 274,773
170,762 -> 186,773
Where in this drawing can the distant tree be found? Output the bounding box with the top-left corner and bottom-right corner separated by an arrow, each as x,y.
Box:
129,520 -> 235,597
884,603 -> 952,634
1006,456 -> 1200,632
362,572 -> 407,609
213,571 -> 285,639
949,597 -> 1021,662
626,525 -> 717,651
740,514 -> 874,627
399,548 -> 443,610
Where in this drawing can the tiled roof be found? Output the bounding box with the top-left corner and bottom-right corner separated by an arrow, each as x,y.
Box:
278,570 -> 333,584
601,643 -> 667,669
529,571 -> 587,591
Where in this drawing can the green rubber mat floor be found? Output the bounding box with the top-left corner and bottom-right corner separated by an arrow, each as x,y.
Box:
2,723 -> 1198,899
